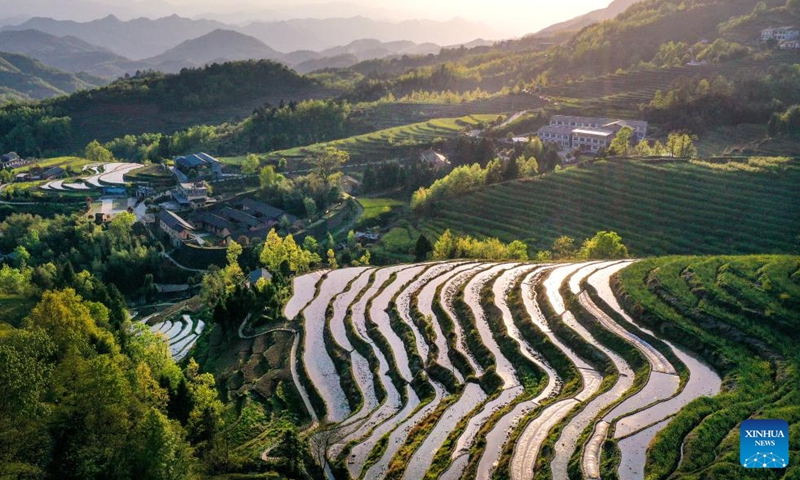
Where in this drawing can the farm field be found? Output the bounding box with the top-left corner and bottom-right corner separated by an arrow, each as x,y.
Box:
281,257 -> 799,479
255,114 -> 497,166
419,157 -> 800,257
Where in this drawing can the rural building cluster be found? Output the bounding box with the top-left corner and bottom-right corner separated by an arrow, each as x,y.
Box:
536,115 -> 648,153
761,26 -> 800,49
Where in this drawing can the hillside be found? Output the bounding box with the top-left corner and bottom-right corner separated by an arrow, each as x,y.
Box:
142,29 -> 284,74
617,255 -> 800,478
0,29 -> 143,78
0,60 -> 332,152
283,256 -> 799,479
418,157 -> 800,256
536,0 -> 644,35
0,51 -> 104,102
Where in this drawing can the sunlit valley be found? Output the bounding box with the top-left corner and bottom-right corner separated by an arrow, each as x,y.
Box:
0,0 -> 799,479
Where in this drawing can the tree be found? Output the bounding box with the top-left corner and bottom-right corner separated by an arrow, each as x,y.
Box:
303,196 -> 317,219
432,229 -> 457,260
241,154 -> 260,175
414,234 -> 433,261
310,147 -> 349,187
327,249 -> 338,269
609,127 -> 633,156
579,231 -> 630,259
85,140 -> 114,163
259,165 -> 277,190
634,139 -> 653,157
551,236 -> 577,259
788,0 -> 800,16
666,132 -> 698,158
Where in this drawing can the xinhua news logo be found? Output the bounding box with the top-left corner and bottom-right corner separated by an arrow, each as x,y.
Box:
740,419 -> 789,469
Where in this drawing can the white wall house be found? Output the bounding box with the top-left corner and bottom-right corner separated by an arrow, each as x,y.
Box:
762,26 -> 800,42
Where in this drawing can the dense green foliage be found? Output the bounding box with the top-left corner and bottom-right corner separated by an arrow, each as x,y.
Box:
431,229 -> 529,261
0,60 -> 324,155
768,104 -> 800,137
616,255 -> 800,478
419,157 -> 800,256
645,64 -> 800,132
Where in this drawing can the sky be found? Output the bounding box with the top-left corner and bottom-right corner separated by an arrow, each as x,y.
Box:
139,0 -> 615,36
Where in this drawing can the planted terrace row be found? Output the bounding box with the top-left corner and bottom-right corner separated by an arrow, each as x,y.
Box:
284,260 -> 723,479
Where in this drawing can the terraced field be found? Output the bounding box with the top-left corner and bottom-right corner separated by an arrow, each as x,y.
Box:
148,314 -> 206,361
421,158 -> 800,257
259,115 -> 497,166
283,259 -> 758,479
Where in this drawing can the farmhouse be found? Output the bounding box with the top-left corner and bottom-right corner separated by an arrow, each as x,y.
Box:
238,198 -> 297,224
247,268 -> 273,286
174,181 -> 210,209
762,26 -> 799,42
195,213 -> 234,238
174,152 -> 223,180
419,149 -> 450,169
780,39 -> 800,49
41,167 -> 66,180
158,210 -> 195,247
1,152 -> 25,169
537,115 -> 648,153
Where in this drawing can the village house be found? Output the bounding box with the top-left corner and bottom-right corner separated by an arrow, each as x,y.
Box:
158,210 -> 195,247
173,181 -> 210,209
247,268 -> 273,287
238,198 -> 297,224
762,26 -> 800,42
174,152 -> 223,180
1,152 -> 26,169
780,39 -> 800,49
419,149 -> 450,169
537,115 -> 648,153
41,167 -> 66,181
195,213 -> 234,238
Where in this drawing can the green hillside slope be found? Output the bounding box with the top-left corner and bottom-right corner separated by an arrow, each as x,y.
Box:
616,255 -> 800,478
0,51 -> 104,103
420,157 -> 800,256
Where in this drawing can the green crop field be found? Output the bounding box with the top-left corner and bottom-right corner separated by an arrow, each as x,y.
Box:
259,114 -> 497,166
419,157 -> 800,257
616,255 -> 800,479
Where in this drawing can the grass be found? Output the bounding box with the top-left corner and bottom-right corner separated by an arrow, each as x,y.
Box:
420,158 -> 800,257
357,197 -> 405,227
14,156 -> 92,174
615,255 -> 800,479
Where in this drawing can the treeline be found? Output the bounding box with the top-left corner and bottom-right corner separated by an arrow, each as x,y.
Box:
643,64 -> 800,132
768,105 -> 800,137
411,138 -> 559,213
66,60 -> 314,110
103,99 -> 354,162
0,105 -> 72,157
544,0 -> 766,78
0,212 -> 170,296
0,60 -> 321,156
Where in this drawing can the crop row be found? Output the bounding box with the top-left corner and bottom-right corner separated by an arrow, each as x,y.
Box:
283,259 -> 729,479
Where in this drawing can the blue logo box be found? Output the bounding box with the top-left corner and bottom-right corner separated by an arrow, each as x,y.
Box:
740,419 -> 789,469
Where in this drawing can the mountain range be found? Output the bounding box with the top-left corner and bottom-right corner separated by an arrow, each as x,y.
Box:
1,14 -> 498,60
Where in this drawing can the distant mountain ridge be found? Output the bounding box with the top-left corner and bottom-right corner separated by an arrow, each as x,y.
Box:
142,29 -> 284,73
1,14 -> 497,60
0,22 -> 467,79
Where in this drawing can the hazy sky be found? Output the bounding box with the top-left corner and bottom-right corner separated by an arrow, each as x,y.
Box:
154,0 -> 615,35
